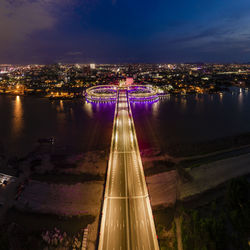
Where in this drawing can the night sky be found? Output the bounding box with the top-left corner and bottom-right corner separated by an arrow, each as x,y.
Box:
1,0 -> 250,64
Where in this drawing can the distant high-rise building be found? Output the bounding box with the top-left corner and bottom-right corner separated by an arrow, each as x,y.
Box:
119,80 -> 126,86
90,63 -> 96,70
0,64 -> 11,73
126,77 -> 134,85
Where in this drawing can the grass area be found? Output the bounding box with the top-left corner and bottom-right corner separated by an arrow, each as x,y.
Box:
180,145 -> 250,169
153,207 -> 177,250
154,207 -> 175,231
153,176 -> 250,250
5,208 -> 95,235
0,228 -> 9,250
143,136 -> 250,177
165,132 -> 250,157
31,172 -> 104,184
144,160 -> 176,176
181,157 -> 219,169
50,154 -> 78,169
181,177 -> 250,250
1,208 -> 95,250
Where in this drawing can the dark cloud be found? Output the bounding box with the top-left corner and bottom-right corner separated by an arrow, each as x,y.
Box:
152,9 -> 250,62
66,51 -> 83,56
0,0 -> 76,62
0,1 -> 55,42
0,0 -> 250,63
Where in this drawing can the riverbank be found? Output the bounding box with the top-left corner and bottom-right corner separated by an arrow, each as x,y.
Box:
0,146 -> 108,250
141,132 -> 250,178
147,152 -> 250,207
1,131 -> 250,249
158,132 -> 250,158
153,176 -> 250,250
146,145 -> 250,249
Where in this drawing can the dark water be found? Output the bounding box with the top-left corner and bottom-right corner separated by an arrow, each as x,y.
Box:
131,87 -> 250,151
0,87 -> 249,156
0,96 -> 115,156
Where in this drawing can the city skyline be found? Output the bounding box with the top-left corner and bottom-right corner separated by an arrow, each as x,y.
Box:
0,0 -> 250,64
1,1 -> 250,249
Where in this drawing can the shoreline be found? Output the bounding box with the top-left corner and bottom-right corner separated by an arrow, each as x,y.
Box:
0,86 -> 241,100
140,131 -> 250,160
1,132 -> 250,249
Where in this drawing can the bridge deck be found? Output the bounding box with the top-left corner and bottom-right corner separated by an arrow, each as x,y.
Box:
98,89 -> 159,250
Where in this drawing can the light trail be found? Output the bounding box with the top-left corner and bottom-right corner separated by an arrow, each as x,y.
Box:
98,88 -> 159,250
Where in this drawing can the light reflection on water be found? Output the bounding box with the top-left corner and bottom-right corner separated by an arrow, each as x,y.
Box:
0,97 -> 115,156
12,96 -> 23,137
238,88 -> 243,109
60,100 -> 64,112
219,92 -> 223,103
0,87 -> 250,156
131,87 -> 250,150
180,98 -> 187,112
84,102 -> 93,118
152,101 -> 159,117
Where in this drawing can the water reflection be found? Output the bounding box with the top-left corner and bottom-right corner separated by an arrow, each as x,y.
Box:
70,108 -> 74,120
60,100 -> 64,112
219,92 -> 223,103
13,96 -> 23,136
180,97 -> 187,111
2,86 -> 250,157
84,102 -> 93,118
238,88 -> 243,109
54,100 -> 64,113
194,95 -> 204,112
96,102 -> 100,112
152,101 -> 159,117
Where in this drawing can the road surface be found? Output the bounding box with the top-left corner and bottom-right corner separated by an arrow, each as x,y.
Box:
98,89 -> 159,250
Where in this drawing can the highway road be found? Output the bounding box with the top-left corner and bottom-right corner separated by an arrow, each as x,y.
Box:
98,89 -> 159,250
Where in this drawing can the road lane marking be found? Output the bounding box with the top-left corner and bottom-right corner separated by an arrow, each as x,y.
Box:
98,89 -> 159,250
106,195 -> 149,199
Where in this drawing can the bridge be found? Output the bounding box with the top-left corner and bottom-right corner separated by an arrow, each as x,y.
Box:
97,87 -> 159,250
86,85 -> 159,103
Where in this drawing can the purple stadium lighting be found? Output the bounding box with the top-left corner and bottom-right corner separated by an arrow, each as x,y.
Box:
86,85 -> 159,103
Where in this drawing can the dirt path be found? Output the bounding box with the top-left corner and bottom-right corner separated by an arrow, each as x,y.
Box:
147,153 -> 250,206
175,217 -> 183,250
176,144 -> 250,163
180,152 -> 250,199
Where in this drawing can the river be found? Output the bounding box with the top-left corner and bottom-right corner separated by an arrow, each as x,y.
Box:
0,87 -> 249,157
